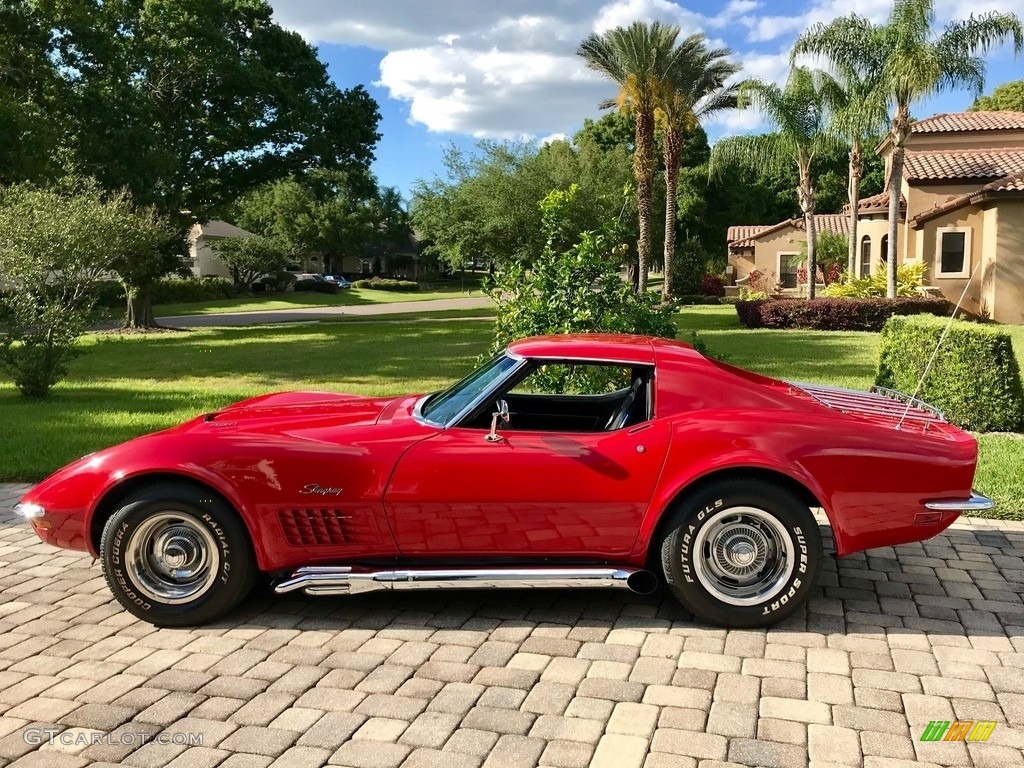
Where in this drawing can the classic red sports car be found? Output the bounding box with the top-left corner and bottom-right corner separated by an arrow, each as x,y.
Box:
16,334 -> 990,628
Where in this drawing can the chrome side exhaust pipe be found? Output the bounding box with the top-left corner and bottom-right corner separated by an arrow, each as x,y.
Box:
274,565 -> 659,597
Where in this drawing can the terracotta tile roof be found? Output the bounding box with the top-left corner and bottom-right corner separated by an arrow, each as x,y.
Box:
841,191 -> 906,214
726,225 -> 771,247
911,111 -> 1024,134
804,214 -> 850,236
903,149 -> 1024,181
981,169 -> 1024,193
727,214 -> 850,250
911,170 -> 1024,227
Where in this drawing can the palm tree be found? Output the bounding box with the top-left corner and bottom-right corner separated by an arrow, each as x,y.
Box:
793,0 -> 1023,297
817,65 -> 888,276
710,67 -> 838,299
578,21 -> 683,294
657,34 -> 739,301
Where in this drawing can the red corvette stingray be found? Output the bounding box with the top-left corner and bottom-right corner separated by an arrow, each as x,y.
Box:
15,334 -> 990,627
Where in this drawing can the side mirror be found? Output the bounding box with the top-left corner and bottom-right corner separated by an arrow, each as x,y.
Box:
486,399 -> 510,442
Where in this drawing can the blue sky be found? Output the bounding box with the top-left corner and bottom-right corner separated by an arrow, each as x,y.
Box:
270,0 -> 1023,200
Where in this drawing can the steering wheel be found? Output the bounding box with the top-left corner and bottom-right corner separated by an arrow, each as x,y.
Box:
606,378 -> 643,431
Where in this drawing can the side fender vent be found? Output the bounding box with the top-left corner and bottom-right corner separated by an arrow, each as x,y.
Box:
277,508 -> 382,547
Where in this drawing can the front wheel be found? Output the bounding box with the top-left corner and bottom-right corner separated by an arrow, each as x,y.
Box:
100,483 -> 257,627
659,479 -> 821,627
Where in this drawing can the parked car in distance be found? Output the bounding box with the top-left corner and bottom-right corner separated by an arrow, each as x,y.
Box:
14,334 -> 989,628
325,275 -> 352,288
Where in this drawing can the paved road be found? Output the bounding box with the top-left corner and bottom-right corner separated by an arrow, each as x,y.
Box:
158,297 -> 494,328
1,481 -> 1023,767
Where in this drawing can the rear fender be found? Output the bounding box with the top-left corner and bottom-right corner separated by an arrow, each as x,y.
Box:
633,450 -> 837,561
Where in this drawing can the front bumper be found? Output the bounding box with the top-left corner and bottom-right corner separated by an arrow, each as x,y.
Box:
924,492 -> 994,513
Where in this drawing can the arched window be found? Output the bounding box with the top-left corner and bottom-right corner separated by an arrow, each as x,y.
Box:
881,235 -> 896,264
860,236 -> 871,278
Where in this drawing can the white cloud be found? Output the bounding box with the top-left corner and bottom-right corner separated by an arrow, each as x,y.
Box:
270,0 -> 778,139
269,0 -> 1024,141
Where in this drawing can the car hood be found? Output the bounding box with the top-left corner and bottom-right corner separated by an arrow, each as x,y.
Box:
193,391 -> 400,434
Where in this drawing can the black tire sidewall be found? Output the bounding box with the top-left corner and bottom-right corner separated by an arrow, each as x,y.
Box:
661,480 -> 821,627
100,485 -> 256,627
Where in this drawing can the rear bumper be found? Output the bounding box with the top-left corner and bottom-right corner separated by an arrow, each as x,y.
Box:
924,492 -> 994,513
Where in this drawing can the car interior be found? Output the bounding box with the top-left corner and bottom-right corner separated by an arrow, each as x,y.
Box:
460,363 -> 653,433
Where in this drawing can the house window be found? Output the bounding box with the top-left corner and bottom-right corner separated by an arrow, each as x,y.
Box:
779,253 -> 802,289
937,228 -> 971,278
881,235 -> 894,263
859,236 -> 871,277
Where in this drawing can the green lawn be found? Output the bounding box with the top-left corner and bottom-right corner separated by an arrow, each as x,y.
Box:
156,280 -> 487,317
1,305 -> 1020,518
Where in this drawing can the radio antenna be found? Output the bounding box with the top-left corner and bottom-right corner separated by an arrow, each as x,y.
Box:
895,259 -> 981,430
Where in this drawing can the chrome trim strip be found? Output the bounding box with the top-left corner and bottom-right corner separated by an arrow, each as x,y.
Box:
274,565 -> 658,596
924,492 -> 994,512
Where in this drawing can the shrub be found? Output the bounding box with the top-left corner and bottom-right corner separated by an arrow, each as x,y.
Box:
735,297 -> 950,331
258,270 -> 297,293
800,230 -> 848,285
294,278 -> 339,293
720,296 -> 743,305
738,288 -> 769,301
352,277 -> 420,292
151,277 -> 236,305
822,261 -> 927,298
747,269 -> 781,297
670,236 -> 708,296
487,185 -> 675,392
876,314 -> 1024,432
0,183 -> 118,396
700,273 -> 725,297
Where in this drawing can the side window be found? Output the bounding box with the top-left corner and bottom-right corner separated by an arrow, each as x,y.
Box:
510,363 -> 634,395
486,362 -> 652,433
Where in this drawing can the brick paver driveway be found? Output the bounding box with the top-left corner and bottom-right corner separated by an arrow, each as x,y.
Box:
1,481 -> 1023,768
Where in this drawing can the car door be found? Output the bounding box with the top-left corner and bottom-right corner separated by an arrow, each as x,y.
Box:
383,419 -> 671,558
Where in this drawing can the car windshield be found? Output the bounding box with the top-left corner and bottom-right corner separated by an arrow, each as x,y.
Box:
421,353 -> 519,426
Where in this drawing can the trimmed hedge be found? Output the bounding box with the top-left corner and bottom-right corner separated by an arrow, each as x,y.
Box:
876,315 -> 1024,432
95,277 -> 236,307
152,277 -> 235,304
352,277 -> 419,292
735,297 -> 950,331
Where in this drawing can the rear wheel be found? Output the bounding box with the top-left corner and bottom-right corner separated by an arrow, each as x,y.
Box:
659,479 -> 821,627
100,483 -> 257,627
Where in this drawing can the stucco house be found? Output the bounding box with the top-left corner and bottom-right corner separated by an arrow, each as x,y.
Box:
726,111 -> 1024,324
188,220 -> 254,278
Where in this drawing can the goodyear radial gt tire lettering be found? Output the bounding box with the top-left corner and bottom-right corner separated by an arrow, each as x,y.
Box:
659,479 -> 821,627
100,483 -> 257,627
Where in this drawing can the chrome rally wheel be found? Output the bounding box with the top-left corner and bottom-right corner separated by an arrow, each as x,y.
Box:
692,507 -> 795,607
659,479 -> 821,627
100,483 -> 257,627
125,513 -> 220,604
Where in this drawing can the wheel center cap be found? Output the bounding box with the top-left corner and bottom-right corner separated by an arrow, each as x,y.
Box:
163,545 -> 187,569
728,541 -> 756,567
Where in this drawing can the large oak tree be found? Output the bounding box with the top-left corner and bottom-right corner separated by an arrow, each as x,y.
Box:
12,0 -> 381,325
